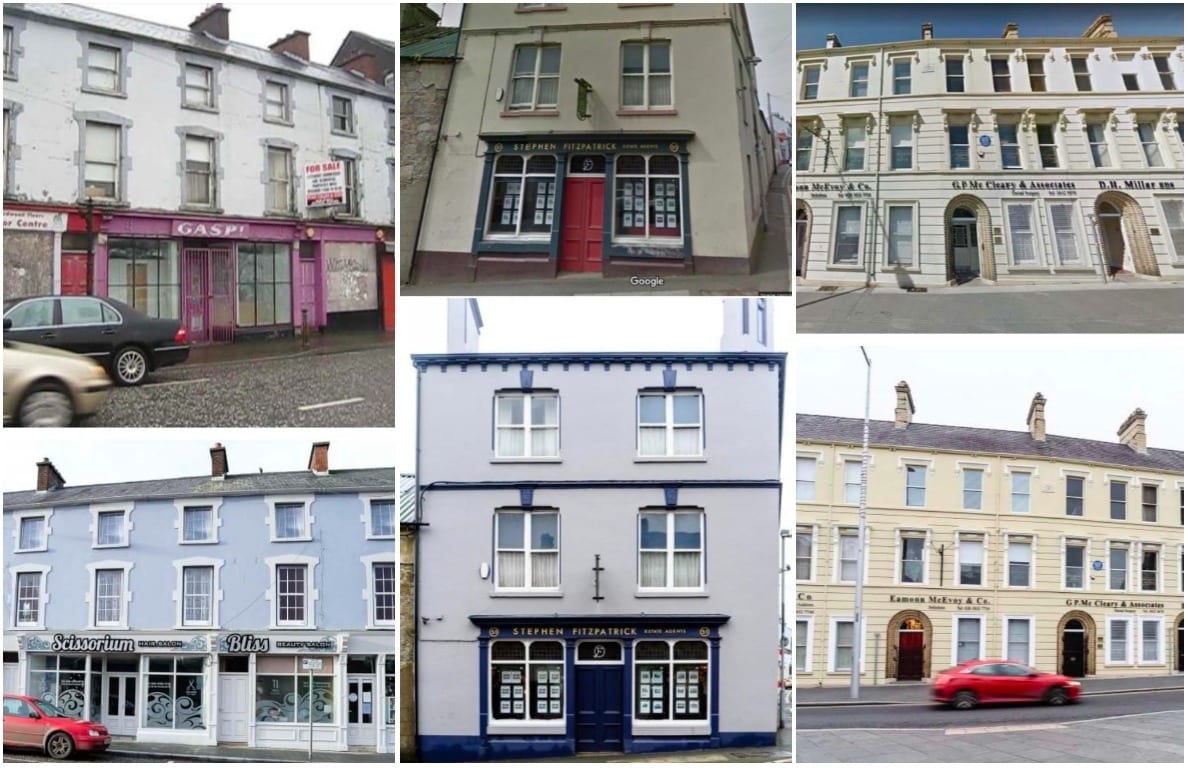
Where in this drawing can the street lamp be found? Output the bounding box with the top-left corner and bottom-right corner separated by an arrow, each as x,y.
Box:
779,528 -> 793,729
852,347 -> 871,700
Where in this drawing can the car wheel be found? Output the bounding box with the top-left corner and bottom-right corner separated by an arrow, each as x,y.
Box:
18,384 -> 75,427
113,346 -> 148,386
1045,687 -> 1069,706
952,690 -> 978,710
45,731 -> 75,760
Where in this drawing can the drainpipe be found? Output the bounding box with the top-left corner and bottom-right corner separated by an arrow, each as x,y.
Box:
868,47 -> 886,287
407,4 -> 467,285
411,362 -> 424,760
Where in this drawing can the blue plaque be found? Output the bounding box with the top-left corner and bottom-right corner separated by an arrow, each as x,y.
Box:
1092,560 -> 1104,571
978,134 -> 992,147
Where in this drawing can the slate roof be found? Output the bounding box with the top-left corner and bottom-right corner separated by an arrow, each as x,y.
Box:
400,473 -> 417,524
7,3 -> 392,98
797,414 -> 1184,474
4,469 -> 395,511
400,29 -> 459,60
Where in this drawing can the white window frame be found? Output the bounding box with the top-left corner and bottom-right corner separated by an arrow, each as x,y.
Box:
842,119 -> 866,171
1061,536 -> 1090,591
86,42 -> 122,94
1140,481 -> 1161,523
842,458 -> 862,504
833,525 -> 870,585
1026,56 -> 1047,92
829,201 -> 866,266
1003,533 -> 1036,589
265,495 -> 315,542
496,508 -> 562,592
509,44 -> 562,111
620,40 -> 673,110
170,556 -> 224,629
888,117 -> 914,171
996,119 -> 1023,169
948,121 -> 971,169
1047,200 -> 1086,267
637,509 -> 705,594
8,564 -> 51,630
183,63 -> 214,108
84,560 -> 133,631
331,94 -> 355,134
884,201 -> 917,268
957,462 -> 989,511
1064,470 -> 1089,517
800,63 -> 821,101
629,639 -> 709,736
1085,120 -> 1112,168
84,121 -> 121,201
264,554 -> 320,630
1106,615 -> 1133,665
991,57 -> 1012,92
1001,615 -> 1035,666
890,57 -> 911,95
1004,199 -> 1041,266
848,60 -> 870,98
1035,122 -> 1060,168
795,125 -> 814,172
894,528 -> 930,586
955,531 -> 987,588
494,391 -> 561,459
1009,470 -> 1031,513
263,80 -> 291,122
1070,55 -> 1092,91
12,510 -> 51,554
1138,616 -> 1165,664
1136,121 -> 1165,168
1106,474 -> 1133,520
951,613 -> 985,666
796,452 -> 821,501
172,497 -> 223,544
359,493 -> 396,539
1139,543 -> 1163,593
1107,540 -> 1132,592
944,55 -> 964,92
827,616 -> 867,674
636,390 -> 704,459
904,463 -> 927,507
88,503 -> 132,548
361,552 -> 396,629
795,523 -> 818,583
795,615 -> 814,673
1155,196 -> 1184,265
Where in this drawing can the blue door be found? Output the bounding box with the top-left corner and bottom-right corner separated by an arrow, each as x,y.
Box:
575,664 -> 623,752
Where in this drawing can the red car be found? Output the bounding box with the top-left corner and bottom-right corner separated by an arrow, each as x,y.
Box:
3,694 -> 111,759
931,660 -> 1081,710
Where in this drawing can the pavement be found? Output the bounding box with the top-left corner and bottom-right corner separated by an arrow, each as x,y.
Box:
796,283 -> 1184,333
796,673 -> 1185,706
403,165 -> 793,296
182,329 -> 394,366
101,737 -> 394,762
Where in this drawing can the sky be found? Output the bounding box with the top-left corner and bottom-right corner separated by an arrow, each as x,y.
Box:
74,2 -> 396,64
796,338 -> 1186,452
796,2 -> 1185,50
1,430 -> 395,493
426,2 -> 794,121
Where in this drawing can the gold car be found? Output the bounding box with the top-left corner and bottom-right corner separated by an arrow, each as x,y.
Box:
3,340 -> 113,427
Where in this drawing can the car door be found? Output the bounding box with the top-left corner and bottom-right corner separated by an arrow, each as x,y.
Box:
3,697 -> 41,747
3,299 -> 60,348
996,663 -> 1033,701
965,664 -> 1001,701
57,297 -> 120,363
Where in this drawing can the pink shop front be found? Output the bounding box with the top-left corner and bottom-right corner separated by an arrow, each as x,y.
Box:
96,213 -> 385,342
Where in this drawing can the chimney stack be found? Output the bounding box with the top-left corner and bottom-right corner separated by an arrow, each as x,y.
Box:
309,442 -> 330,475
1002,22 -> 1019,39
1117,408 -> 1147,454
1026,392 -> 1047,441
825,33 -> 842,49
210,443 -> 229,479
922,22 -> 933,40
1082,14 -> 1117,39
270,30 -> 311,61
894,381 -> 915,429
189,3 -> 230,40
340,52 -> 379,83
36,459 -> 66,493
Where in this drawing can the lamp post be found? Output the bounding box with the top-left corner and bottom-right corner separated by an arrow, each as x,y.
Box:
852,347 -> 871,700
779,528 -> 793,729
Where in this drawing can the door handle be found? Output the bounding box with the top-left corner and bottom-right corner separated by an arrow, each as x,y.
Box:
102,328 -> 115,336
40,332 -> 56,340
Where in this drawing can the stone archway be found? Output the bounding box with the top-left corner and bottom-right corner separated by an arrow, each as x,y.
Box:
1095,191 -> 1159,277
943,195 -> 995,282
886,609 -> 934,681
1056,610 -> 1097,676
796,199 -> 811,277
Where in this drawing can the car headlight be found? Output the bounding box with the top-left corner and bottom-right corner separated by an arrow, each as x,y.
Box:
88,729 -> 102,737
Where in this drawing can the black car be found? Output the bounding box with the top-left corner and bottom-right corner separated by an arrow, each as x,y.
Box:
3,296 -> 190,386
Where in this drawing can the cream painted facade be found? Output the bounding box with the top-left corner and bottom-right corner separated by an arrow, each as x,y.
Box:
795,15 -> 1184,285
795,395 -> 1184,687
413,3 -> 776,283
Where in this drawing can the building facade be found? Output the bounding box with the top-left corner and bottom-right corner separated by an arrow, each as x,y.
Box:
412,299 -> 784,760
795,14 -> 1185,285
795,386 -> 1184,687
2,3 -> 396,339
413,3 -> 776,283
2,443 -> 396,753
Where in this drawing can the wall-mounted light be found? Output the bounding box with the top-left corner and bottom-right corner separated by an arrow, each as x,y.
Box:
305,227 -> 316,239
479,562 -> 490,580
495,86 -> 505,102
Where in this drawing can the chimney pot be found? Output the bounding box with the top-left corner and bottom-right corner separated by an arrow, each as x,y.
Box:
210,442 -> 229,479
922,22 -> 933,40
1026,392 -> 1047,441
309,442 -> 330,475
1117,407 -> 1148,454
36,459 -> 66,492
270,30 -> 311,61
894,381 -> 915,429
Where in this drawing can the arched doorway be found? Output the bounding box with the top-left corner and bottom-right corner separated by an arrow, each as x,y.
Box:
943,195 -> 995,282
1057,610 -> 1097,677
886,610 -> 932,681
1095,192 -> 1159,277
1176,613 -> 1184,673
796,200 -> 811,277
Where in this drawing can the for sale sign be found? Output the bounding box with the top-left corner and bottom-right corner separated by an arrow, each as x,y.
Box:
305,161 -> 346,207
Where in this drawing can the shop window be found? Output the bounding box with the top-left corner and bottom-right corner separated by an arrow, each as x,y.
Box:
236,243 -> 291,328
795,525 -> 814,581
495,509 -> 560,589
1154,56 -> 1176,90
1110,480 -> 1127,519
1027,57 -> 1046,92
801,64 -> 820,100
509,45 -> 561,110
634,640 -> 707,720
385,657 -> 396,725
621,41 -> 672,109
843,121 -> 865,171
962,468 -> 983,510
184,135 -> 215,206
891,58 -> 911,94
1010,471 -> 1030,512
614,154 -> 681,239
1109,542 -> 1128,590
1006,202 -> 1039,265
1161,199 -> 1184,259
905,464 -> 926,507
949,124 -> 969,169
843,459 -> 861,503
1006,536 -> 1033,587
886,205 -> 914,266
796,456 -> 816,500
639,509 -> 703,590
637,389 -> 702,457
264,80 -> 290,122
266,147 -> 293,212
832,204 -> 862,264
991,58 -> 1011,92
1036,124 -> 1059,168
28,655 -> 88,719
17,514 -> 48,552
889,118 -> 912,170
491,640 -> 564,721
86,43 -> 122,93
331,95 -> 355,134
796,128 -> 813,172
373,562 -> 395,623
255,655 -> 334,723
1108,617 -> 1131,663
958,535 -> 984,586
107,238 -> 180,320
1066,476 -> 1085,516
1064,540 -> 1085,588
184,64 -> 214,108
945,57 -> 964,93
1142,484 -> 1159,521
495,391 -> 560,458
84,122 -> 120,200
836,527 -> 859,583
849,62 -> 868,98
488,154 -> 556,236
1072,56 -> 1092,91
998,123 -> 1021,169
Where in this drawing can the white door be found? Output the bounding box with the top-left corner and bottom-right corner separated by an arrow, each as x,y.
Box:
217,674 -> 249,742
346,676 -> 376,746
951,223 -> 978,275
103,674 -> 137,736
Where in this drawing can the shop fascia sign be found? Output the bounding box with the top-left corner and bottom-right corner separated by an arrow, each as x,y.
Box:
953,179 -> 1178,193
3,210 -> 67,232
490,138 -> 685,153
1065,598 -> 1170,610
491,625 -> 710,639
173,219 -> 250,238
19,633 -> 208,653
217,632 -> 338,654
888,594 -> 992,608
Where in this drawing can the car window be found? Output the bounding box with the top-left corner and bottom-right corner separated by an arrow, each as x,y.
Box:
61,298 -> 109,326
102,302 -> 121,324
34,698 -> 64,717
998,663 -> 1030,676
968,664 -> 997,675
5,299 -> 55,329
3,697 -> 33,717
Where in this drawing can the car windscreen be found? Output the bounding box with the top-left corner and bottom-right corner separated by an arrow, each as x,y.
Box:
34,698 -> 68,718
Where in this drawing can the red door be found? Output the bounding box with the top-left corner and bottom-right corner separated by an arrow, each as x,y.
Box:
560,178 -> 604,272
380,253 -> 395,331
61,252 -> 89,295
897,631 -> 924,680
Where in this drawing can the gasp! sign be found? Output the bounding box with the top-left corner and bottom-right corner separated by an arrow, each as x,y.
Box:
173,221 -> 249,238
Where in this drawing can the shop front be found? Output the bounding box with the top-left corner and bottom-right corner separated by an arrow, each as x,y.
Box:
2,206 -> 100,300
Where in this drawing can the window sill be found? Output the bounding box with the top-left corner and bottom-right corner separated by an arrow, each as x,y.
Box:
179,539 -> 218,545
491,457 -> 563,464
78,198 -> 129,208
331,129 -> 359,139
487,722 -> 566,735
634,456 -> 706,463
175,624 -> 215,631
616,109 -> 679,117
632,722 -> 710,737
634,590 -> 707,598
513,5 -> 567,12
81,86 -> 127,99
826,265 -> 865,272
182,103 -> 219,114
178,205 -> 225,215
491,590 -> 563,598
12,548 -> 48,555
92,543 -> 129,549
14,624 -> 46,631
500,109 -> 560,118
880,267 -> 920,274
264,117 -> 295,127
365,534 -> 397,541
269,623 -> 317,631
269,536 -> 313,543
89,624 -> 130,631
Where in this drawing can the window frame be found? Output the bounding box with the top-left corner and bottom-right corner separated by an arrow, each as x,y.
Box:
84,41 -> 124,96
896,528 -> 929,586
10,565 -> 51,630
849,61 -> 869,98
612,154 -> 682,242
1071,56 -> 1092,92
171,497 -> 222,545
1156,196 -> 1185,264
1026,56 -> 1046,92
1035,122 -> 1060,169
83,120 -> 122,202
1062,537 -> 1088,591
264,554 -> 319,630
795,524 -> 817,583
991,57 -> 1012,92
486,154 -> 557,239
904,463 -> 927,507
361,552 -> 396,628
361,494 -> 396,540
265,495 -> 315,543
488,639 -> 567,731
795,615 -> 814,673
1048,200 -> 1084,267
1138,616 -> 1165,664
1106,615 -> 1132,665
330,94 -> 356,135
1003,534 -> 1035,589
843,119 -> 867,171
1153,55 -> 1176,90
1139,543 -> 1162,593
90,503 -> 133,549
1086,120 -> 1111,168
795,126 -> 813,172
888,116 -> 914,171
494,391 -> 561,459
827,616 -> 866,673
635,389 -> 704,459
830,201 -> 866,266
182,62 -> 216,110
1001,615 -> 1035,667
620,40 -> 673,110
495,508 -> 562,592
1010,470 -> 1031,513
796,455 -> 818,501
263,79 -> 292,124
891,57 -> 911,95
1141,483 -> 1159,523
952,614 -> 985,666
955,532 -> 987,588
945,56 -> 964,93
1065,475 -> 1086,517
630,639 -> 709,731
1107,541 -> 1130,592
85,560 -> 133,631
182,133 -> 217,208
800,63 -> 821,101
948,122 -> 970,170
637,508 -> 705,593
884,201 -> 916,268
842,459 -> 862,504
1136,121 -> 1165,168
833,526 -> 868,585
1004,199 -> 1040,266
171,557 -> 224,629
1109,478 -> 1129,520
13,511 -> 51,554
264,144 -> 295,214
997,121 -> 1022,169
509,44 -> 562,111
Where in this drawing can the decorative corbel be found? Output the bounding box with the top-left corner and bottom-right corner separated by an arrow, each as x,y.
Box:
884,115 -> 893,133
1048,52 -> 1056,62
941,112 -> 949,131
914,52 -> 920,63
983,52 -> 990,62
844,59 -> 851,69
1074,109 -> 1087,131
912,113 -> 921,133
1178,50 -> 1184,60
967,51 -> 975,62
640,22 -> 653,42
1093,52 -> 1101,61
865,115 -> 875,134
1057,112 -> 1067,131
1108,109 -> 1121,131
1014,50 -> 1025,62
970,113 -> 982,131
1140,51 -> 1151,60
989,112 -> 998,131
1062,53 -> 1069,62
